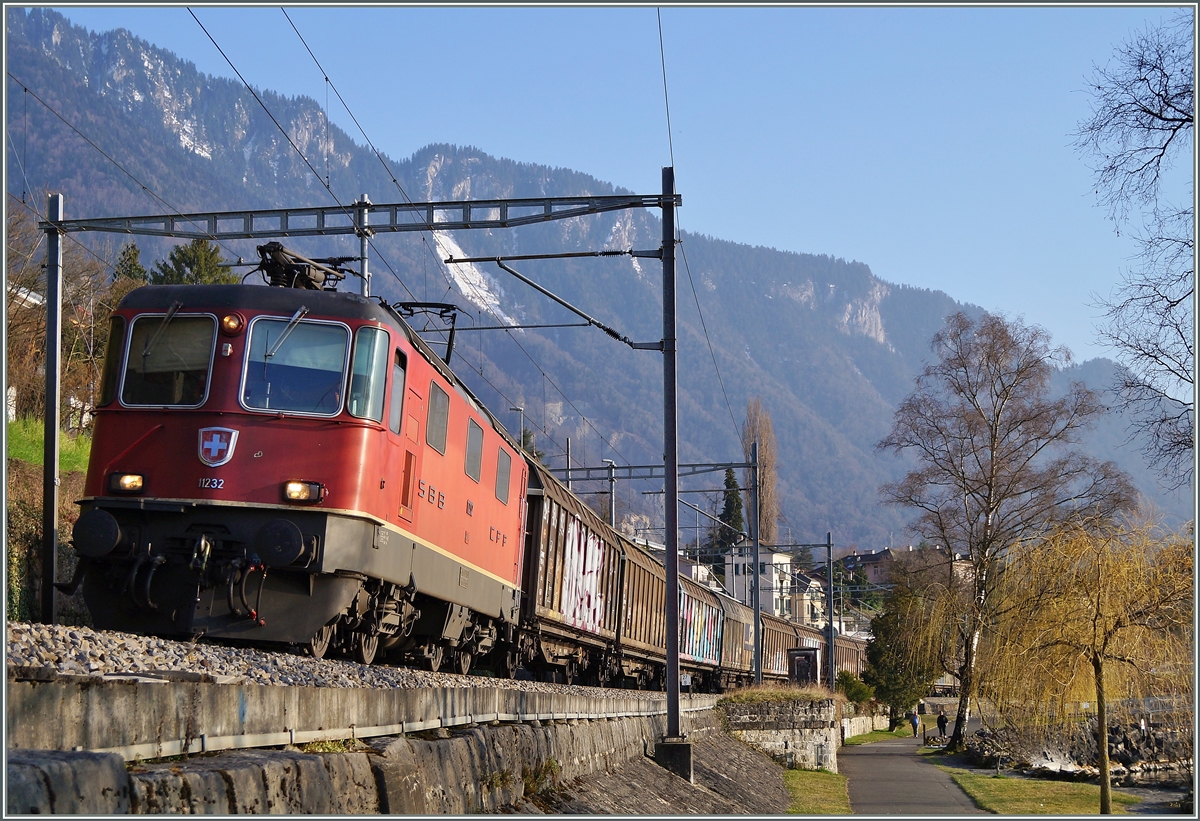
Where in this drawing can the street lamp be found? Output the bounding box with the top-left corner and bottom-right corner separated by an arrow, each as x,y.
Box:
509,406 -> 524,449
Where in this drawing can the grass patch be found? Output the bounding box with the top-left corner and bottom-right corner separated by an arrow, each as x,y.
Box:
719,683 -> 836,705
783,768 -> 851,814
936,765 -> 1141,814
6,418 -> 92,472
843,726 -> 913,745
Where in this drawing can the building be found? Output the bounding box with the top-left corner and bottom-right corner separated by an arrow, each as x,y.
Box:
724,545 -> 798,618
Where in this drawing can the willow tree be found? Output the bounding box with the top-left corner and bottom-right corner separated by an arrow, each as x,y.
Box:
877,312 -> 1135,751
986,519 -> 1193,814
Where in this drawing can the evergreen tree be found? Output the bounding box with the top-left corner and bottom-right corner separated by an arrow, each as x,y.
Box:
520,427 -> 546,464
150,239 -> 238,285
113,242 -> 147,282
708,468 -> 745,566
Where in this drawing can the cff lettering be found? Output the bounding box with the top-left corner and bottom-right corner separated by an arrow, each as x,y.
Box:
489,526 -> 508,547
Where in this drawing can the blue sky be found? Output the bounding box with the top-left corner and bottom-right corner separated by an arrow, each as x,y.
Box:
44,5 -> 1195,363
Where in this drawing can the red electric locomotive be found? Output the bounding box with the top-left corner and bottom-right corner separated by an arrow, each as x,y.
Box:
70,241 -> 868,688
72,248 -> 526,673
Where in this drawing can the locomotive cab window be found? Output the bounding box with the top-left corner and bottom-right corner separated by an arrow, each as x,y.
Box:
495,447 -> 511,504
98,315 -> 126,407
121,314 -> 216,407
388,351 -> 407,434
242,317 -> 349,415
465,419 -> 484,482
426,381 -> 450,454
347,326 -> 389,421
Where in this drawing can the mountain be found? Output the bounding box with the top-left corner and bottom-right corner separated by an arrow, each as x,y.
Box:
6,8 -> 1191,546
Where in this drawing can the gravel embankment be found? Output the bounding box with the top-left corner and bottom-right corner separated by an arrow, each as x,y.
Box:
6,621 -> 653,698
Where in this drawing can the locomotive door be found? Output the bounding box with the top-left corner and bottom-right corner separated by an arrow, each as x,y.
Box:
385,349 -> 418,523
396,382 -> 424,523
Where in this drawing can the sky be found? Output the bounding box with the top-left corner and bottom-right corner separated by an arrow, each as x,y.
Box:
42,4 -> 1196,364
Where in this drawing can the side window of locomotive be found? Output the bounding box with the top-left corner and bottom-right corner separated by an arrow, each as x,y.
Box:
426,381 -> 450,454
465,419 -> 484,482
495,447 -> 511,504
347,326 -> 388,421
122,315 -> 216,407
98,315 -> 126,407
388,351 -> 407,434
242,318 -> 348,415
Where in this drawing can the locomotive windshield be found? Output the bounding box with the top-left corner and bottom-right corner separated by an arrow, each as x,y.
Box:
121,314 -> 216,407
241,317 -> 349,415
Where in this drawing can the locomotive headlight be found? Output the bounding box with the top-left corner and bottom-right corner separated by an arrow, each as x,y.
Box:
220,313 -> 245,336
109,473 -> 145,494
284,480 -> 325,503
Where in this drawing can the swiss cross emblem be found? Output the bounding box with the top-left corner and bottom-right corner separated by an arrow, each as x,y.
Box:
198,427 -> 239,467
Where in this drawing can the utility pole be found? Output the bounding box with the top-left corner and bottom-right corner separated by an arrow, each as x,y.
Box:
826,531 -> 836,691
603,459 -> 616,527
41,193 -> 64,625
356,194 -> 372,297
654,166 -> 692,783
751,441 -> 762,684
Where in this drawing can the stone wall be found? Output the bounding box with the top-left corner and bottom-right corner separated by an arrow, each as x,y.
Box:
7,710 -> 724,815
721,699 -> 840,772
841,713 -> 891,741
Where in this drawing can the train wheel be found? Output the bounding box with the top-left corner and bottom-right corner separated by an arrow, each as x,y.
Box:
308,624 -> 334,660
353,633 -> 378,666
498,650 -> 519,679
425,644 -> 444,673
456,648 -> 473,676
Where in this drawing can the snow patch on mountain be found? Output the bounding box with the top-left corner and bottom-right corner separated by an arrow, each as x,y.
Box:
435,231 -> 517,328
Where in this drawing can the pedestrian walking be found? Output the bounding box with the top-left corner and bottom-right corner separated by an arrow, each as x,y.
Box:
910,711 -> 920,738
937,710 -> 948,737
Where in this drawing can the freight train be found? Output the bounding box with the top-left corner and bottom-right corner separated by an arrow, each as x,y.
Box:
68,243 -> 865,691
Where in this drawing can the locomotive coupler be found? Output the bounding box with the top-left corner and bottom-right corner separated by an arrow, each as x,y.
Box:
190,535 -> 212,574
226,559 -> 247,617
137,555 -> 167,610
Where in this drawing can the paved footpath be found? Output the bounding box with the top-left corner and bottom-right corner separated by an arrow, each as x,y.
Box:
839,734 -> 987,815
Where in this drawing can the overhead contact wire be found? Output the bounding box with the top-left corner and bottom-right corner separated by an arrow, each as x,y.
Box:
189,8 -> 415,300
5,72 -> 241,262
280,9 -> 635,475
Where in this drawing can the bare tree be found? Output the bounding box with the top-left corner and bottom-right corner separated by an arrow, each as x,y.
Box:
6,194 -> 135,427
877,312 -> 1136,751
741,396 -> 779,545
1075,10 -> 1194,487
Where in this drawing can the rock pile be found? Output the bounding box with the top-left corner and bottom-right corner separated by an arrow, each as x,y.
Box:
965,720 -> 1192,787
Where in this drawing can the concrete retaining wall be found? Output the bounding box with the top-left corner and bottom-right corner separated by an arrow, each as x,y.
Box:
8,710 -> 724,815
7,669 -> 718,760
721,699 -> 840,772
